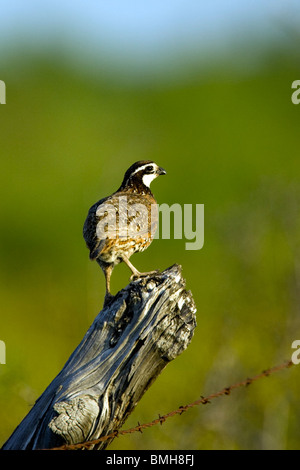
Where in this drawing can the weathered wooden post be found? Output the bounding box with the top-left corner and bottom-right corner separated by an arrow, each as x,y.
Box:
2,264 -> 196,450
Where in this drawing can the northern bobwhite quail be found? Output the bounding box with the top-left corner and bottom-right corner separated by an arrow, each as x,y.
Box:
83,160 -> 166,305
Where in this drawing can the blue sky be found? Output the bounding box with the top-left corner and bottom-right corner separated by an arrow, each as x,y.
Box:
1,1 -> 300,79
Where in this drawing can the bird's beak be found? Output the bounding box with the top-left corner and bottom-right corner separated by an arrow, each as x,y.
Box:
157,166 -> 166,176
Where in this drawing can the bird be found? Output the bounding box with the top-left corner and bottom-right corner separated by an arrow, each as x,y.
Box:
83,160 -> 166,306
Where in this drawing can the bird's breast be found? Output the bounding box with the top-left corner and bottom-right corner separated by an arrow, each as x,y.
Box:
92,192 -> 158,263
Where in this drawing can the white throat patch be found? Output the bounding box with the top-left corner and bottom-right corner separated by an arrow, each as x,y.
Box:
142,173 -> 157,188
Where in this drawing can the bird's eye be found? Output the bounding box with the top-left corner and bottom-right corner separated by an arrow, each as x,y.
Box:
145,166 -> 154,173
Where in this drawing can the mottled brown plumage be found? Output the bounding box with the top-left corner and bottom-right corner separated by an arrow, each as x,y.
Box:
83,160 -> 166,305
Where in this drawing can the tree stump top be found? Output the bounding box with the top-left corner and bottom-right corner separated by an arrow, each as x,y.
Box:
2,264 -> 197,450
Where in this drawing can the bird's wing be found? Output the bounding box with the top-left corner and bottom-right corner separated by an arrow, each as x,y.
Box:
83,193 -> 158,260
83,194 -> 125,260
83,196 -> 110,260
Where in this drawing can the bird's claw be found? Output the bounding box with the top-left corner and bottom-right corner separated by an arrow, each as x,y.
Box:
130,270 -> 160,281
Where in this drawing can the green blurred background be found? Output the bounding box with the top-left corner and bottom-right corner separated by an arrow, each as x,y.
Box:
1,1 -> 300,450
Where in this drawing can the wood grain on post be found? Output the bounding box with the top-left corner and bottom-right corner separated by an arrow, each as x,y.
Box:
2,264 -> 197,450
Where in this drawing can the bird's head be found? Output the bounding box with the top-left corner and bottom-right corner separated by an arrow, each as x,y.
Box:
120,160 -> 166,191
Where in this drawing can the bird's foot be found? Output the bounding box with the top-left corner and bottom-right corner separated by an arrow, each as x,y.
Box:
103,292 -> 115,308
130,270 -> 160,281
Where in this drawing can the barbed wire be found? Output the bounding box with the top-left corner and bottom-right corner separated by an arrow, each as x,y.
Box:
49,359 -> 294,450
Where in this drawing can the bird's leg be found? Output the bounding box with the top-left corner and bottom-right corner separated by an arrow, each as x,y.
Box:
121,254 -> 160,280
102,264 -> 114,307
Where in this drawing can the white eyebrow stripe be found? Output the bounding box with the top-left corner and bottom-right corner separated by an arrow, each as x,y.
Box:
131,163 -> 157,177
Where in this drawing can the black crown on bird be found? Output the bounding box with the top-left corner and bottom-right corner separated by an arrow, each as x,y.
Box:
83,160 -> 166,306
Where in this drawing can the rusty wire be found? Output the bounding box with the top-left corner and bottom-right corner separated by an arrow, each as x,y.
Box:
48,359 -> 294,450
